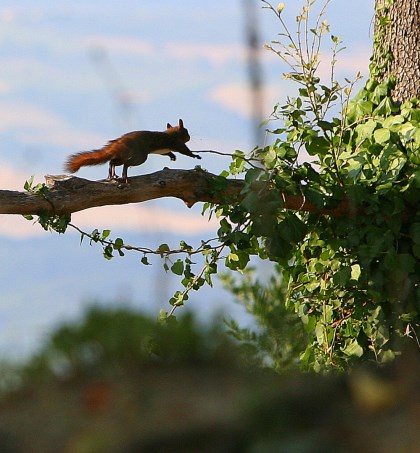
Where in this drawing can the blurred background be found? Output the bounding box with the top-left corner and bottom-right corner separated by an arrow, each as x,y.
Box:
0,0 -> 373,358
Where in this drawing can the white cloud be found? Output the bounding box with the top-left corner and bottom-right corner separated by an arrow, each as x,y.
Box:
164,42 -> 245,67
0,101 -> 105,149
0,214 -> 46,239
210,45 -> 371,119
19,129 -> 106,150
209,82 -> 282,118
84,35 -> 153,57
0,101 -> 62,132
263,44 -> 371,82
317,45 -> 371,80
0,206 -> 218,239
0,7 -> 15,23
0,203 -> 218,239
0,79 -> 10,94
72,204 -> 218,235
0,165 -> 47,237
0,164 -> 36,190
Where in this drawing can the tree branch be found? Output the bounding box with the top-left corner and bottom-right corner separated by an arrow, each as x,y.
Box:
0,168 -> 355,217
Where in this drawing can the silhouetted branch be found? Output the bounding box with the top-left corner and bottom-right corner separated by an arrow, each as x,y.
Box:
0,167 -> 355,217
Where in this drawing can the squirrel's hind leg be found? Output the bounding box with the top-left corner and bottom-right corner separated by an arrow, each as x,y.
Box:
107,162 -> 119,180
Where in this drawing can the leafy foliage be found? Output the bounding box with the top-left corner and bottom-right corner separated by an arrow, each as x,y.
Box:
211,2 -> 420,370
23,306 -> 239,381
222,267 -> 308,371
23,176 -> 71,233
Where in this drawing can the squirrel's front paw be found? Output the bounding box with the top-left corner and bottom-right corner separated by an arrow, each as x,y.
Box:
171,156 -> 177,161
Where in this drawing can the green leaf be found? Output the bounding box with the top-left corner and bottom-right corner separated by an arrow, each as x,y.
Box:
266,236 -> 292,261
171,260 -> 184,276
373,128 -> 390,144
24,176 -> 34,191
343,339 -> 364,357
379,349 -> 396,363
263,147 -> 278,167
317,120 -> 334,131
375,97 -> 398,115
204,262 -> 217,287
399,312 -> 417,322
306,136 -> 330,156
114,238 -> 124,249
304,187 -> 325,208
157,243 -> 170,256
350,264 -> 361,281
355,119 -> 377,140
414,127 -> 420,145
245,168 -> 263,184
158,309 -> 168,321
407,146 -> 420,165
241,191 -> 262,214
371,82 -> 388,104
277,214 -> 307,244
103,245 -> 113,260
169,291 -> 186,307
314,322 -> 323,346
333,266 -> 351,286
228,253 -> 239,261
347,100 -> 373,122
382,114 -> 404,129
179,240 -> 193,251
102,229 -> 111,240
219,218 -> 232,234
226,250 -> 250,271
141,256 -> 151,265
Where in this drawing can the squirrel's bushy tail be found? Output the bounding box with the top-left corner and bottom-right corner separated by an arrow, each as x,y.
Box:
65,148 -> 113,173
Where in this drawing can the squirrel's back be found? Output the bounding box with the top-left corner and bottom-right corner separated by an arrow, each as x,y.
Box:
64,118 -> 196,180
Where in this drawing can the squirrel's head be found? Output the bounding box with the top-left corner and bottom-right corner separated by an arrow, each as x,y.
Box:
166,118 -> 190,143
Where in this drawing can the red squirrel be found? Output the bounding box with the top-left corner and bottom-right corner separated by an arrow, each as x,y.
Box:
64,119 -> 201,183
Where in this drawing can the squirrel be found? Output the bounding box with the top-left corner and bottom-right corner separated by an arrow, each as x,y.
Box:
64,119 -> 201,183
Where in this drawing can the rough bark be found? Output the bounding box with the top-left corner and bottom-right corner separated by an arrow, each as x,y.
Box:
0,169 -> 354,218
373,0 -> 420,103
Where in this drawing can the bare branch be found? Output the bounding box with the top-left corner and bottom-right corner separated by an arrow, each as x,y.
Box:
0,167 -> 356,217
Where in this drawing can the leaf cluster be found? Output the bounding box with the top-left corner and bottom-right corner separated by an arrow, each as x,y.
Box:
210,2 -> 420,370
23,176 -> 70,233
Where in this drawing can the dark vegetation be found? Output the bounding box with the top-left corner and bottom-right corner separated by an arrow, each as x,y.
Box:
0,305 -> 418,453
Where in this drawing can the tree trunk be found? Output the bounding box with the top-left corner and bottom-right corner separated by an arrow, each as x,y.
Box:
373,0 -> 420,103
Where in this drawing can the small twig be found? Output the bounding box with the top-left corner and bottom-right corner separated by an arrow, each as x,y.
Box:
68,223 -> 221,257
168,244 -> 226,317
194,149 -> 260,161
404,323 -> 420,349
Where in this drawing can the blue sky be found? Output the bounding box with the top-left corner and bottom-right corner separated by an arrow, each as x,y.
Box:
0,0 -> 374,358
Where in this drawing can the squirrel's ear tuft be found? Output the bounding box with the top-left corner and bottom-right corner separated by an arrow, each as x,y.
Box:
179,119 -> 184,128
167,123 -> 172,129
